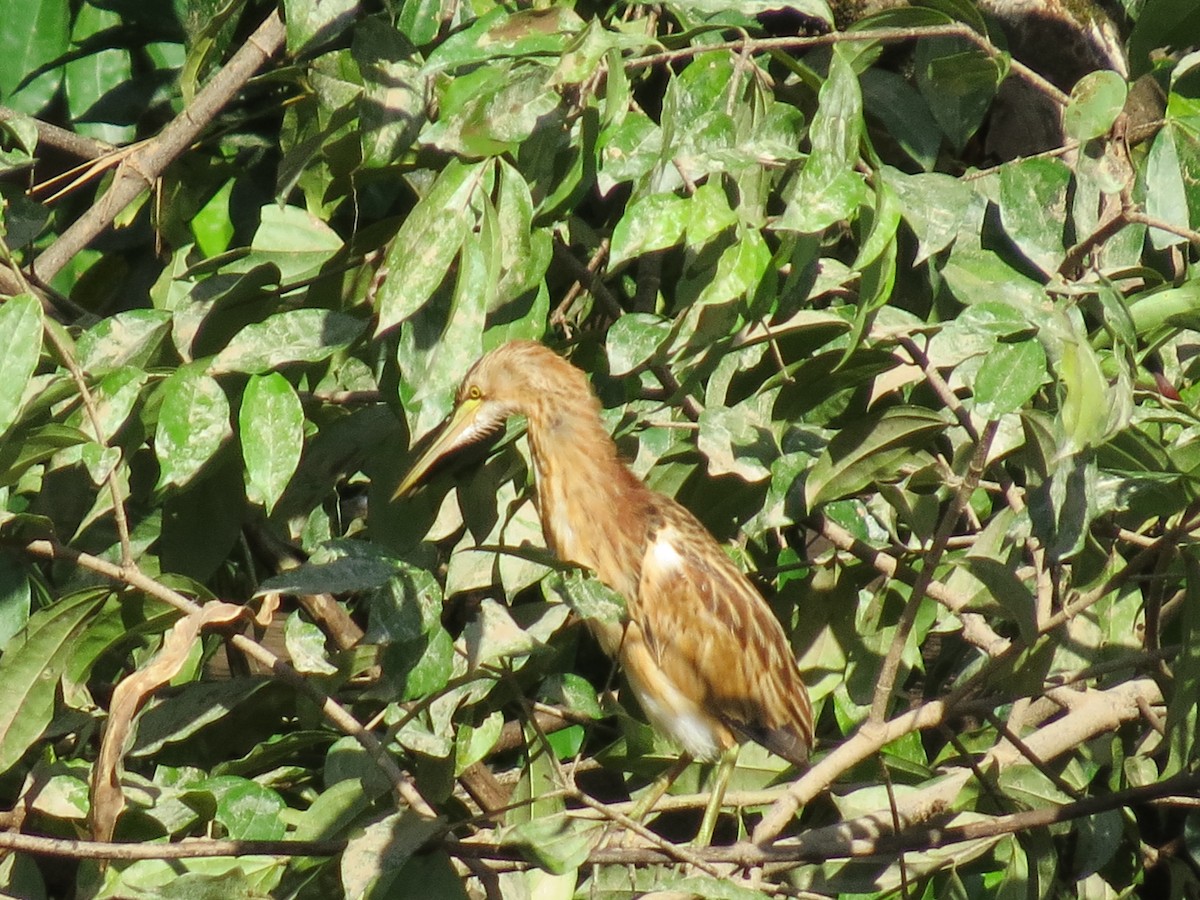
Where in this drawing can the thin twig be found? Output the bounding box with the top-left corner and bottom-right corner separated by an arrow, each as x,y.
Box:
19,537 -> 436,819
30,8 -> 286,285
0,246 -> 135,565
0,831 -> 343,860
626,25 -> 1069,109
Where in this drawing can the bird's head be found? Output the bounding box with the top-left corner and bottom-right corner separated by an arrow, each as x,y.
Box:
393,341 -> 591,498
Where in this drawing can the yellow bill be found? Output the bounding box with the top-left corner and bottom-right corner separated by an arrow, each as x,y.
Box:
392,397 -> 485,499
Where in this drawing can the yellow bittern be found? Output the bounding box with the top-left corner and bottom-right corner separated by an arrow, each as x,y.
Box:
395,341 -> 812,803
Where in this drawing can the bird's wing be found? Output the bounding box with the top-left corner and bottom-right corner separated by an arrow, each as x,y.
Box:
634,499 -> 812,765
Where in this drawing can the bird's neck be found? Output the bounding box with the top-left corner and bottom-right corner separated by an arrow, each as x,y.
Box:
524,402 -> 647,599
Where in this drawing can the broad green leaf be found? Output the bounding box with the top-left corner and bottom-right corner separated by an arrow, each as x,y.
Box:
206,775 -> 287,841
972,339 -> 1048,419
889,168 -> 977,263
998,157 -> 1071,275
284,611 -> 338,675
501,814 -> 597,876
64,2 -> 134,144
1145,126 -> 1190,249
131,681 -> 282,757
0,590 -> 108,774
606,313 -> 670,375
341,811 -> 444,900
367,566 -> 444,644
0,294 -> 42,436
0,0 -> 68,113
940,247 -> 1050,309
455,710 -> 504,773
463,598 -> 540,669
1127,280 -> 1200,336
375,160 -> 487,333
805,407 -> 947,508
608,192 -> 688,267
426,65 -> 560,157
285,0 -> 358,53
1057,334 -> 1109,452
258,557 -> 398,595
76,309 -> 172,375
861,69 -> 941,171
239,372 -> 303,513
405,227 -> 490,438
0,553 -> 30,652
155,366 -> 232,489
1028,451 -> 1096,561
211,309 -> 365,375
543,570 -> 626,624
190,179 -> 235,257
244,204 -> 344,284
1063,70 -> 1128,142
697,402 -> 775,482
540,672 -> 603,720
914,37 -> 1003,152
777,48 -> 866,232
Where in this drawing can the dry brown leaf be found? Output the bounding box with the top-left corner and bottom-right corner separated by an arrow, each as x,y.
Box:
254,591 -> 281,628
91,601 -> 245,842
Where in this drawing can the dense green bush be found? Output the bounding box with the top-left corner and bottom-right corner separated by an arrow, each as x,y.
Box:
2,0 -> 1200,896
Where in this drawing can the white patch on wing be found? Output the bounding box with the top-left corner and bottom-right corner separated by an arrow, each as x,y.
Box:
650,532 -> 685,572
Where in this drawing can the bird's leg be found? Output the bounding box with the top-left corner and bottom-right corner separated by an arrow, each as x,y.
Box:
695,743 -> 740,847
625,752 -> 693,824
600,752 -> 693,849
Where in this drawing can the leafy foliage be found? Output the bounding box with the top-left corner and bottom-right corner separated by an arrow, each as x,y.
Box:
2,0 -> 1200,897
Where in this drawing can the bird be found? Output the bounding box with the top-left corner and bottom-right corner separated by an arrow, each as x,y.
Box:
394,340 -> 812,786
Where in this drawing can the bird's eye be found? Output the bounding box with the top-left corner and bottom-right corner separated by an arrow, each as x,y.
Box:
467,385 -> 482,400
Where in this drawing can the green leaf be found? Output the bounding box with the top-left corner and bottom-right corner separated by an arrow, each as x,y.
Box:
341,811 -> 444,900
1057,333 -> 1109,452
211,309 -> 366,375
245,204 -> 344,283
998,157 -> 1071,274
1127,280 -> 1200,336
0,590 -> 108,774
914,37 -> 1003,152
1063,70 -> 1128,142
608,192 -> 688,267
0,553 -> 30,652
284,611 -> 338,675
889,168 -> 976,263
1145,126 -> 1191,249
239,372 -> 303,514
606,313 -> 670,375
64,2 -> 134,144
375,160 -> 487,334
76,309 -> 172,375
0,294 -> 42,437
543,570 -> 626,625
155,366 -> 232,490
258,557 -> 398,595
206,775 -> 287,841
805,407 -> 946,508
697,402 -> 776,482
501,814 -> 598,876
0,0 -> 68,114
972,339 -> 1048,419
284,0 -> 358,53
777,47 -> 866,232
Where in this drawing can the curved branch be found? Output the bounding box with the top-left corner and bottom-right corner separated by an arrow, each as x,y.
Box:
30,8 -> 287,286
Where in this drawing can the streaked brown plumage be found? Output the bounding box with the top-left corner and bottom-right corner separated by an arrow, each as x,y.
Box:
396,340 -> 812,766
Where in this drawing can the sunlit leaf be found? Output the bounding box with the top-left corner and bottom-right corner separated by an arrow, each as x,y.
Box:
0,294 -> 42,437
239,372 -> 304,513
155,366 -> 232,490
